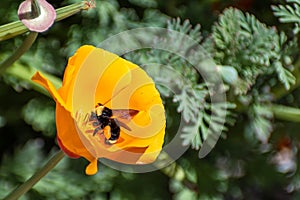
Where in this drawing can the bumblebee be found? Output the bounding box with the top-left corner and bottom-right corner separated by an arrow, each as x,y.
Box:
90,103 -> 138,144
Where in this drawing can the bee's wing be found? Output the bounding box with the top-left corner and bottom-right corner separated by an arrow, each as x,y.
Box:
112,109 -> 139,120
112,109 -> 139,131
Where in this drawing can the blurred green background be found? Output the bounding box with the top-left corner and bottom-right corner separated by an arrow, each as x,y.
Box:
2,0 -> 300,199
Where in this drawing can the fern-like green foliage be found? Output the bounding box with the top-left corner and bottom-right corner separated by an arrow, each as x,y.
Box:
206,8 -> 296,94
246,104 -> 274,143
128,0 -> 157,8
64,0 -> 168,57
167,18 -> 202,43
177,85 -> 236,151
202,7 -> 298,143
175,84 -> 207,124
272,0 -> 300,34
124,18 -> 236,153
22,98 -> 56,137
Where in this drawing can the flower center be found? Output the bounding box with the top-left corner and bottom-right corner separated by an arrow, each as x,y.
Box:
75,103 -> 139,145
89,103 -> 120,144
90,104 -> 120,145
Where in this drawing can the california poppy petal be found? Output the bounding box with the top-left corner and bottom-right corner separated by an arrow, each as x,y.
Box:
104,147 -> 148,164
31,72 -> 66,108
32,70 -> 98,173
136,126 -> 166,164
57,137 -> 80,158
32,45 -> 166,174
59,45 -> 95,108
71,48 -> 132,116
55,104 -> 92,157
85,159 -> 98,175
94,56 -> 133,106
107,66 -> 157,110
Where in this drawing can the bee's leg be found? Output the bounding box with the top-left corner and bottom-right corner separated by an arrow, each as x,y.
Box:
93,121 -> 100,126
93,127 -> 103,136
89,112 -> 97,121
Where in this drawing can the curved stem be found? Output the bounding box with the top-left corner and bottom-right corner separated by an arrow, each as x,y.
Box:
0,31 -> 38,74
5,62 -> 62,96
4,150 -> 65,200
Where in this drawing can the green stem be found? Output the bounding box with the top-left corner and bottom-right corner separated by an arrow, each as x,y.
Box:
237,103 -> 300,122
269,104 -> 300,122
4,61 -> 62,96
0,32 -> 38,74
55,1 -> 89,21
4,150 -> 65,200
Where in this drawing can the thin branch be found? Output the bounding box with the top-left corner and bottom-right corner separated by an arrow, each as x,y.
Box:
0,32 -> 38,74
4,150 -> 65,200
269,103 -> 300,122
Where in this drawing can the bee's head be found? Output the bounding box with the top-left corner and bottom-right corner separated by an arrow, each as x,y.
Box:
95,106 -> 104,116
95,105 -> 113,118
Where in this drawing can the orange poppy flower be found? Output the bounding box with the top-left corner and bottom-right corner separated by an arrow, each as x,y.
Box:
31,45 -> 166,175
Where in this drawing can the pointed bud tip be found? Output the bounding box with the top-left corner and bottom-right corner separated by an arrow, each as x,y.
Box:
84,0 -> 96,10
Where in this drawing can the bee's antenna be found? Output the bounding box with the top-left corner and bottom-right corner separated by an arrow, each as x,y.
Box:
101,85 -> 129,106
101,100 -> 109,106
